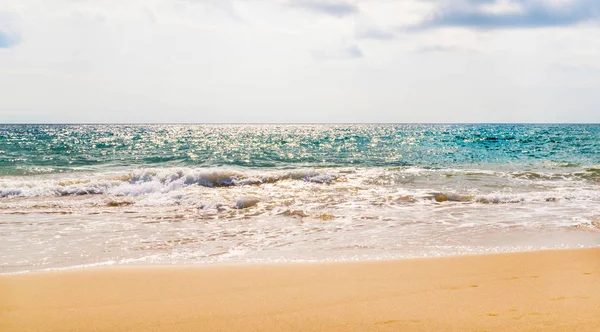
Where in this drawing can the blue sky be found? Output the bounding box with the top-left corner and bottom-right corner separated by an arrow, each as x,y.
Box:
0,0 -> 599,123
418,0 -> 600,29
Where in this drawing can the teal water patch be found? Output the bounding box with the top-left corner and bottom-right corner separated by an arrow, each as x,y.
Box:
0,124 -> 599,175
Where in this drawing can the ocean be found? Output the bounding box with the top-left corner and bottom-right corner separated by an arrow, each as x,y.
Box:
1,124 -> 599,273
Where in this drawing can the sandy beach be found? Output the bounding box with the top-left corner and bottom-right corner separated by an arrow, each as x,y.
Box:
1,248 -> 599,331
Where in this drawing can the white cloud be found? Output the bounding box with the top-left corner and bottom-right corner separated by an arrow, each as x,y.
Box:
0,11 -> 21,48
480,0 -> 524,15
0,0 -> 599,123
291,0 -> 358,17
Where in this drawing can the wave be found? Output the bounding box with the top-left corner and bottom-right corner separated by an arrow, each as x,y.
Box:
506,169 -> 600,182
1,166 -> 600,204
412,190 -> 600,205
0,167 -> 336,198
471,192 -> 599,204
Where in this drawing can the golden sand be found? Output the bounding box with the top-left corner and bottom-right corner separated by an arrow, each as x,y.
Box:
1,248 -> 599,331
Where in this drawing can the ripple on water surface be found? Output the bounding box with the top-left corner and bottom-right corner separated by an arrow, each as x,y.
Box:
1,124 -> 599,273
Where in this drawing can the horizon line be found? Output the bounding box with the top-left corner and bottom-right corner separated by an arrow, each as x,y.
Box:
1,122 -> 599,125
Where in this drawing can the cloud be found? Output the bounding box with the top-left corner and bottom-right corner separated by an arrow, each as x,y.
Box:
355,26 -> 395,40
0,11 -> 21,48
177,0 -> 242,21
415,0 -> 600,29
293,0 -> 358,17
416,45 -> 459,53
312,44 -> 363,60
2,0 -> 600,123
345,44 -> 363,57
0,31 -> 18,48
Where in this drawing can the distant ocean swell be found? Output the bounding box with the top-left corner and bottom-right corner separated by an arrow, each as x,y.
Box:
1,124 -> 600,175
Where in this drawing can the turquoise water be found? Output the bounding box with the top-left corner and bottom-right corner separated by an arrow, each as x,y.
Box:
1,124 -> 599,175
1,124 -> 599,273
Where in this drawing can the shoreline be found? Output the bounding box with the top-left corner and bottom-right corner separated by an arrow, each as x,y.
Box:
2,248 -> 599,331
3,245 -> 599,276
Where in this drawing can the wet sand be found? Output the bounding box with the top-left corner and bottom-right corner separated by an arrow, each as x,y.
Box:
1,248 -> 599,331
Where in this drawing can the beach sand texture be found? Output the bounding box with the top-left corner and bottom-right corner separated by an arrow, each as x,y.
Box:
1,248 -> 599,332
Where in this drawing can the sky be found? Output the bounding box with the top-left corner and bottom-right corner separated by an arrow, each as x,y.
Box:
0,0 -> 599,123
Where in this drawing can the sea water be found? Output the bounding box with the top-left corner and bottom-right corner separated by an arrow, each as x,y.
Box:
1,124 -> 599,273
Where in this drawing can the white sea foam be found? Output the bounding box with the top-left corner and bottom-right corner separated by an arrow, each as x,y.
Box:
1,165 -> 599,274
0,167 -> 336,198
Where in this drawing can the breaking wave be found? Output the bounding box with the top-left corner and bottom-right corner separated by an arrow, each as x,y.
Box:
0,168 -> 336,198
2,166 -> 599,209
